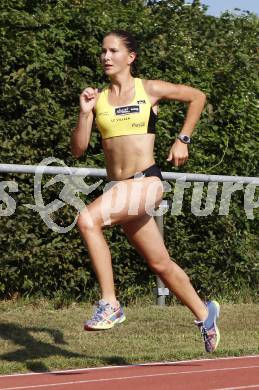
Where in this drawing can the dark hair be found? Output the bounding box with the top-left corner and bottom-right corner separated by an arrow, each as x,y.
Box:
104,30 -> 138,75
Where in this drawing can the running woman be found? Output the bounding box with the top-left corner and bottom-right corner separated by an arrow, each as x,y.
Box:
71,30 -> 220,353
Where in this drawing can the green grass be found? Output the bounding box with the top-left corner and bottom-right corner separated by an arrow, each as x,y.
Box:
0,299 -> 258,374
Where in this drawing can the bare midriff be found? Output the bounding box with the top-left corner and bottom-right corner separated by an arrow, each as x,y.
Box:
102,133 -> 156,180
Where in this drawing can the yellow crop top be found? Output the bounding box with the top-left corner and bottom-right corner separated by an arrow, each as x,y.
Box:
95,78 -> 157,139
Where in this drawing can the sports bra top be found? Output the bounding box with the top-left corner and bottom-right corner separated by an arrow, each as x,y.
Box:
95,78 -> 157,139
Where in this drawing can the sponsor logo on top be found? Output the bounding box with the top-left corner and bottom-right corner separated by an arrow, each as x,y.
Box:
115,106 -> 140,116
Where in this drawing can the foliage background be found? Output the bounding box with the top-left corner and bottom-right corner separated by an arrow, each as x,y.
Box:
0,0 -> 258,303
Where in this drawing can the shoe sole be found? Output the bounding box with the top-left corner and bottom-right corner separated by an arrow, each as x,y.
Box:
209,300 -> 220,352
84,314 -> 126,331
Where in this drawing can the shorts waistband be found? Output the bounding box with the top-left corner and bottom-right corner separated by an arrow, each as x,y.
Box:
128,164 -> 163,181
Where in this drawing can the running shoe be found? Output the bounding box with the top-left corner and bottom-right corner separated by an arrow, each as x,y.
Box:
195,300 -> 220,353
84,299 -> 126,331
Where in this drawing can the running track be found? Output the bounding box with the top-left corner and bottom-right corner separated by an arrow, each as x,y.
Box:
0,356 -> 259,390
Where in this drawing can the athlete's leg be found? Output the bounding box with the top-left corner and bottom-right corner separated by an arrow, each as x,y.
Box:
121,215 -> 208,321
77,177 -> 163,306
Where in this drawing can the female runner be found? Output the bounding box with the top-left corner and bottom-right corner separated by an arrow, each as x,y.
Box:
71,30 -> 220,352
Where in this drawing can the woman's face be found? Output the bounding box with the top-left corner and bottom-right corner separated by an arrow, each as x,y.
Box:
101,35 -> 135,76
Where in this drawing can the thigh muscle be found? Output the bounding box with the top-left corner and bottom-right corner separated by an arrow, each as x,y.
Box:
79,177 -> 164,228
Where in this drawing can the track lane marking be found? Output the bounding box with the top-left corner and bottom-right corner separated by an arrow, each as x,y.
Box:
0,355 -> 258,378
214,385 -> 259,390
1,364 -> 259,390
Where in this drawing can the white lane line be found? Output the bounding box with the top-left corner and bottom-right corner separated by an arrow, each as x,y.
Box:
214,385 -> 259,390
1,365 -> 259,390
0,355 -> 258,378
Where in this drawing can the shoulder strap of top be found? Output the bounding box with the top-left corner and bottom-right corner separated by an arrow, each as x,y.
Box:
135,78 -> 152,105
95,86 -> 109,111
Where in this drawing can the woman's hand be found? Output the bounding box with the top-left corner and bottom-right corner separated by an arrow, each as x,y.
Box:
167,139 -> 189,167
80,87 -> 99,114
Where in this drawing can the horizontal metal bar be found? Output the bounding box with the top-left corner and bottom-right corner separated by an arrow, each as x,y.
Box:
0,164 -> 107,177
162,171 -> 259,184
0,163 -> 258,184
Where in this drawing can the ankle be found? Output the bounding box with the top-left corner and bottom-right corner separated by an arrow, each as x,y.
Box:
196,305 -> 209,323
101,297 -> 119,308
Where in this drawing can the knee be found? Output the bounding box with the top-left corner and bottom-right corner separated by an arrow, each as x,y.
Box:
77,208 -> 100,234
148,257 -> 172,275
151,258 -> 190,283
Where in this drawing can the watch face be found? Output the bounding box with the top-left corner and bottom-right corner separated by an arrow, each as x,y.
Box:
179,135 -> 190,143
178,135 -> 191,143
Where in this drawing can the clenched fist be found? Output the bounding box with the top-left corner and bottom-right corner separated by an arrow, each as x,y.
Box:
80,87 -> 99,115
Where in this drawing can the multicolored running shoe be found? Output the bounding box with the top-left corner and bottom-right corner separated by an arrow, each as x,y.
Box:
195,300 -> 220,353
84,300 -> 126,331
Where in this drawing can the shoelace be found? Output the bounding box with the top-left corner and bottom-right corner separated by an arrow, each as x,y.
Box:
200,325 -> 213,347
92,303 -> 108,322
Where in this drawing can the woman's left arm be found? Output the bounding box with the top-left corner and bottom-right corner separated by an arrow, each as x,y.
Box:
145,80 -> 206,167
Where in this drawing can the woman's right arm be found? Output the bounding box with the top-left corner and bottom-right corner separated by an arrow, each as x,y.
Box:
71,87 -> 98,158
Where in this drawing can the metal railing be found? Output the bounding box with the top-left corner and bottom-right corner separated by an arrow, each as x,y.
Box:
1,163 -> 259,183
1,163 -> 258,305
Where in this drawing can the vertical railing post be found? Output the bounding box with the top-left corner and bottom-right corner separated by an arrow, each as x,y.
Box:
154,201 -> 170,306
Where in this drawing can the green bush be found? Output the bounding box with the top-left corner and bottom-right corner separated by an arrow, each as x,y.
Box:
0,0 -> 258,302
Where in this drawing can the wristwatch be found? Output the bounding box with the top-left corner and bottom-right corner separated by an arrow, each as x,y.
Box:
177,134 -> 192,144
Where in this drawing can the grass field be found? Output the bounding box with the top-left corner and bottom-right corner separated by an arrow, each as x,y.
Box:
0,299 -> 258,375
